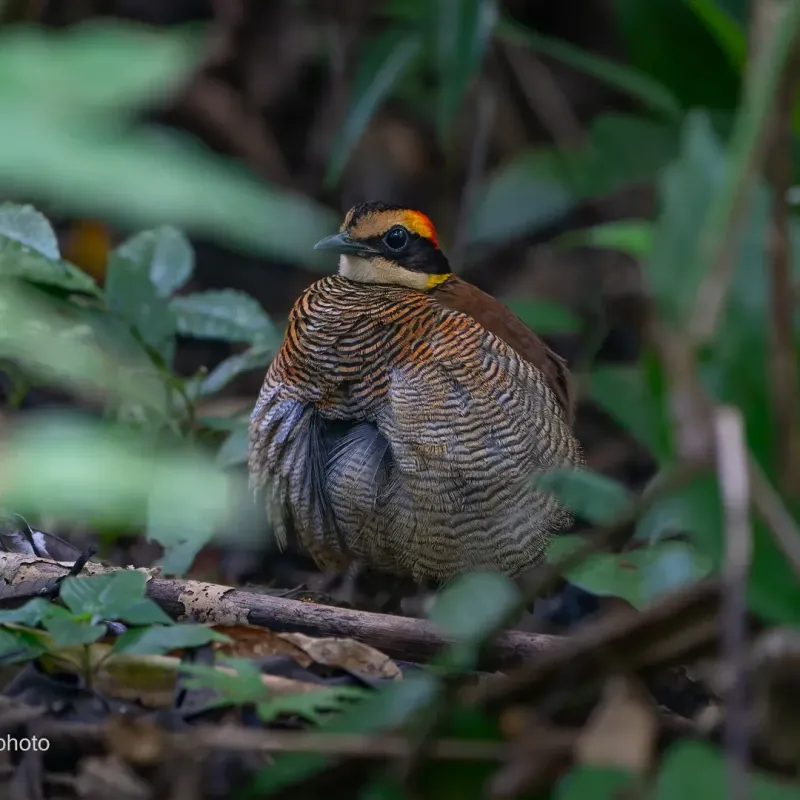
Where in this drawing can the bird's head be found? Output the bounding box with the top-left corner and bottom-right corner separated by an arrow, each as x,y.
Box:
314,202 -> 451,291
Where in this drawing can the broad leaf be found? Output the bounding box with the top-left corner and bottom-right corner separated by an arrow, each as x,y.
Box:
0,203 -> 59,259
106,246 -> 176,361
0,414 -> 239,544
114,226 -> 194,298
546,537 -> 711,608
429,571 -> 519,642
0,22 -> 339,269
657,741 -> 799,798
216,425 -> 249,468
469,114 -> 677,248
181,658 -> 268,704
199,342 -> 274,397
556,766 -> 635,799
42,606 -> 106,647
254,672 -> 440,793
0,598 -> 55,627
0,238 -> 100,295
0,21 -> 201,113
645,111 -> 726,323
258,687 -> 367,726
114,623 -> 228,655
535,468 -> 634,525
59,571 -> 170,625
588,363 -> 671,462
170,289 -> 276,344
0,281 -> 166,412
0,626 -> 48,664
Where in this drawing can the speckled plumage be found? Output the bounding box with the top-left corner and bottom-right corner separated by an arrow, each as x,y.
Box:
248,268 -> 584,583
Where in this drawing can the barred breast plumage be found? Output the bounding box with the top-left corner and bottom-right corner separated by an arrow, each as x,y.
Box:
249,204 -> 584,584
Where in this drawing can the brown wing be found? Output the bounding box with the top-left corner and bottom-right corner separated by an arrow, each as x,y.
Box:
431,275 -> 577,424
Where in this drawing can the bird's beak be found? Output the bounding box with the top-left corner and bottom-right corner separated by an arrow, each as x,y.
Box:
313,231 -> 379,256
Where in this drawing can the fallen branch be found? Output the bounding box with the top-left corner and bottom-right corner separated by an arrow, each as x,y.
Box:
0,554 -> 562,672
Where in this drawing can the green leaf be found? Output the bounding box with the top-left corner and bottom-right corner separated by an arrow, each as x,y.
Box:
1,121 -> 339,268
58,571 -> 171,626
654,472 -> 800,626
501,298 -> 581,334
106,245 -> 177,361
116,599 -> 174,626
154,536 -> 206,576
42,606 -> 106,647
434,0 -> 498,140
612,0 -> 740,109
561,219 -> 654,259
0,598 -> 55,627
0,21 -> 201,113
684,0 -> 747,71
326,31 -> 422,186
0,237 -> 101,295
469,114 -> 677,248
169,289 -> 276,344
0,281 -> 166,412
0,22 -> 339,270
180,658 -> 269,704
657,741 -> 800,798
0,202 -> 59,259
360,779 -> 408,800
556,766 -> 635,799
588,364 -> 671,462
0,626 -> 48,664
216,425 -> 249,468
114,623 -> 228,655
497,18 -> 680,119
60,571 -> 147,617
113,226 -> 194,298
258,687 -> 367,726
199,342 -> 274,397
428,572 -> 519,669
535,468 -> 634,525
645,111 -> 726,323
0,413 -> 240,542
546,537 -> 711,608
254,672 -> 440,794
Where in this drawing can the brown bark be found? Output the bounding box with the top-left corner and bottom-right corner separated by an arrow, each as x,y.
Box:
0,554 -> 562,672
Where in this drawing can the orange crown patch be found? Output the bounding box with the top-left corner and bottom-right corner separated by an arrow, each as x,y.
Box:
403,210 -> 438,248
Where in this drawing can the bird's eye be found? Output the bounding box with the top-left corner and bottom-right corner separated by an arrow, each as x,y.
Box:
383,227 -> 409,252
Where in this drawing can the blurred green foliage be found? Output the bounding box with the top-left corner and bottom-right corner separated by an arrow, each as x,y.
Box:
0,21 -> 337,267
0,203 -> 272,572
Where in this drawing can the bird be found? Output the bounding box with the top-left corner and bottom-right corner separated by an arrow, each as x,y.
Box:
248,202 -> 584,585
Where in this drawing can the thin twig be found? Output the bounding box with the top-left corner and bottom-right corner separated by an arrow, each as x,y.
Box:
687,0 -> 800,344
713,407 -> 753,800
764,42 -> 800,496
499,39 -> 583,148
40,720 -> 507,761
450,80 -> 496,271
748,456 -> 800,578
